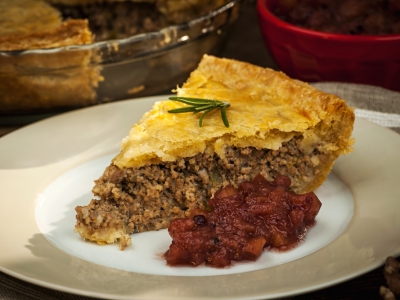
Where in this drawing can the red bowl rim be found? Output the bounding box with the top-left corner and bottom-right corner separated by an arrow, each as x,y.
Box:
257,0 -> 400,42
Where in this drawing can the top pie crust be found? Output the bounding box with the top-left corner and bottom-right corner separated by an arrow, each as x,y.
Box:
0,0 -> 92,51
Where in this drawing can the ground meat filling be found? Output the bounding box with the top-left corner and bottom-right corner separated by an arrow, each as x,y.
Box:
55,2 -> 168,41
75,136 -> 326,241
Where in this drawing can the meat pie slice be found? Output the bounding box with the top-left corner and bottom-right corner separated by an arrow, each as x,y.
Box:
75,55 -> 355,249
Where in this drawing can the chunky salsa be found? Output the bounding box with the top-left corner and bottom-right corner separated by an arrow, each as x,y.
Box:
165,174 -> 322,268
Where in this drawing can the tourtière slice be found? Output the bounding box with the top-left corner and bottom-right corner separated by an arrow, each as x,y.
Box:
75,55 -> 355,250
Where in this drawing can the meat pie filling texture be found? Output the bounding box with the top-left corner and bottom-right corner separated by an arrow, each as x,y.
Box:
75,138 -> 324,249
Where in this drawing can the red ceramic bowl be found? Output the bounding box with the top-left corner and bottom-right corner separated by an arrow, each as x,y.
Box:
257,0 -> 400,92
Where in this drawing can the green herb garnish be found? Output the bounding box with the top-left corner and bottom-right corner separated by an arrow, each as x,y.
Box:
168,96 -> 230,128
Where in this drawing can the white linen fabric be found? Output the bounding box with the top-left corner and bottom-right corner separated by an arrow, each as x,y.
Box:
312,82 -> 400,133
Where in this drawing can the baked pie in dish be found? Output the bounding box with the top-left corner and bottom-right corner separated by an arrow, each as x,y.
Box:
0,0 -> 239,114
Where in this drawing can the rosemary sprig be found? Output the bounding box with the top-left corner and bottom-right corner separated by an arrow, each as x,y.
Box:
168,96 -> 230,127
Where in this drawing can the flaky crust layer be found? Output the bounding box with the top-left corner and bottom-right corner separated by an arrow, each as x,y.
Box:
0,19 -> 93,51
0,0 -> 62,38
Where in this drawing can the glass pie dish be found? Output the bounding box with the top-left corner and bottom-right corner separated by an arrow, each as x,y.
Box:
0,0 -> 241,118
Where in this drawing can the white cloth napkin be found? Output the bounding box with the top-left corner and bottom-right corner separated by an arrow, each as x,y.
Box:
311,82 -> 400,133
354,109 -> 400,129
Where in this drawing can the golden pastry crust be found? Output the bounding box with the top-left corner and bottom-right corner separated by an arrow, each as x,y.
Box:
0,0 -> 62,37
0,0 -> 93,51
0,0 -> 98,111
114,55 -> 354,193
0,19 -> 93,51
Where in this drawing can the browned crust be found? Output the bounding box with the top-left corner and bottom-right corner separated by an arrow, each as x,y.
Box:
0,19 -> 93,51
195,55 -> 355,135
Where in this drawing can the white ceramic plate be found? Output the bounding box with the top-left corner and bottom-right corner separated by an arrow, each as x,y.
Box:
0,95 -> 399,299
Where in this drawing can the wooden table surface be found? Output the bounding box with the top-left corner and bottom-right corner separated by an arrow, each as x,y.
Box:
0,1 -> 395,299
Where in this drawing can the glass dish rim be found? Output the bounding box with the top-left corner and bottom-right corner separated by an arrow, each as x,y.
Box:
0,0 -> 241,57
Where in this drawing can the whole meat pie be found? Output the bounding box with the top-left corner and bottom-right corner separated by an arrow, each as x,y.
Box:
74,55 -> 355,250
